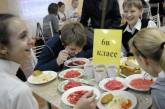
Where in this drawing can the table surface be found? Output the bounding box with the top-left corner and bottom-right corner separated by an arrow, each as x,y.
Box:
26,26 -> 165,109
27,75 -> 152,109
159,26 -> 165,33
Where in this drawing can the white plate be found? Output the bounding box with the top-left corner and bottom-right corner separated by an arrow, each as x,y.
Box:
97,91 -> 137,109
58,80 -> 70,93
64,58 -> 89,68
125,74 -> 154,91
58,79 -> 82,93
27,71 -> 57,84
61,86 -> 101,107
99,77 -> 127,91
59,68 -> 84,79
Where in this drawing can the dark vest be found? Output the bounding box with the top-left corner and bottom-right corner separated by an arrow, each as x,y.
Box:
122,19 -> 149,56
16,68 -> 27,82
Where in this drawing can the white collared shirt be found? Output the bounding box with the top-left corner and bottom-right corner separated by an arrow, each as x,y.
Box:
0,59 -> 38,109
124,19 -> 157,34
58,11 -> 66,30
158,71 -> 165,78
67,7 -> 77,18
121,19 -> 157,57
66,6 -> 79,22
58,11 -> 66,23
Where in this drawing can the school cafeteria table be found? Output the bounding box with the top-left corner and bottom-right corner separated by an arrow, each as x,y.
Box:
26,76 -> 152,109
159,26 -> 165,33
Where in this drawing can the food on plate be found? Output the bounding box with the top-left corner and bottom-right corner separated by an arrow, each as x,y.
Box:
121,99 -> 132,109
101,93 -> 114,104
31,73 -> 54,83
67,90 -> 88,105
125,57 -> 139,68
64,81 -> 82,91
130,78 -> 154,90
64,70 -> 81,78
104,80 -> 124,90
120,65 -> 141,76
32,70 -> 42,77
68,60 -> 86,66
120,57 -> 141,76
107,95 -> 132,109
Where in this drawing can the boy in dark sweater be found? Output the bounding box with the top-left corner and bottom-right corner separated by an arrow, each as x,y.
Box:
35,22 -> 93,71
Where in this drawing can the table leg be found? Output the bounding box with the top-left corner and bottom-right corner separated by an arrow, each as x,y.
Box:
47,102 -> 52,109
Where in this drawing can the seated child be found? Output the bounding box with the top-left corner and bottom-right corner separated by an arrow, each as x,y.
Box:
35,22 -> 93,71
121,0 -> 156,56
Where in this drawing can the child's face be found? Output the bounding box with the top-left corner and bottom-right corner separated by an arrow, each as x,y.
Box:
6,18 -> 33,64
65,44 -> 82,56
72,0 -> 79,9
59,5 -> 65,13
123,6 -> 142,27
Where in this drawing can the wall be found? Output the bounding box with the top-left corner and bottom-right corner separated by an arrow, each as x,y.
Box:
0,0 -> 9,13
0,0 -> 20,16
0,0 -> 83,35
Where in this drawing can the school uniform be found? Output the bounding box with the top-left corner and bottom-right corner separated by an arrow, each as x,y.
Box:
0,59 -> 38,109
66,7 -> 80,22
43,14 -> 59,40
35,33 -> 93,72
58,11 -> 66,29
121,18 -> 156,56
58,11 -> 66,22
80,0 -> 121,28
150,71 -> 165,109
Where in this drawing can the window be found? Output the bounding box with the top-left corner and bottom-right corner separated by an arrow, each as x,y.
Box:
19,0 -> 62,34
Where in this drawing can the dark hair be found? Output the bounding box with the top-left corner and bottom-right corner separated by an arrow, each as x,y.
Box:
61,22 -> 86,48
48,3 -> 58,14
58,1 -> 65,7
0,14 -> 15,45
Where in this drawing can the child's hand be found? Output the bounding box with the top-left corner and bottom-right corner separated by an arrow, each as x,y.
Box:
73,12 -> 79,17
73,91 -> 96,109
56,50 -> 69,65
61,17 -> 66,21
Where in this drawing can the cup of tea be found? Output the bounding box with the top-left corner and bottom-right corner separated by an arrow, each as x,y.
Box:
106,65 -> 118,78
84,63 -> 94,79
94,67 -> 107,83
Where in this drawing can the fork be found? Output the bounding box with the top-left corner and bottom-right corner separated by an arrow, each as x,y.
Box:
143,72 -> 153,81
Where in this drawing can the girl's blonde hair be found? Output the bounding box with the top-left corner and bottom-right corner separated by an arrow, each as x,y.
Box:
123,0 -> 143,10
129,28 -> 165,71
